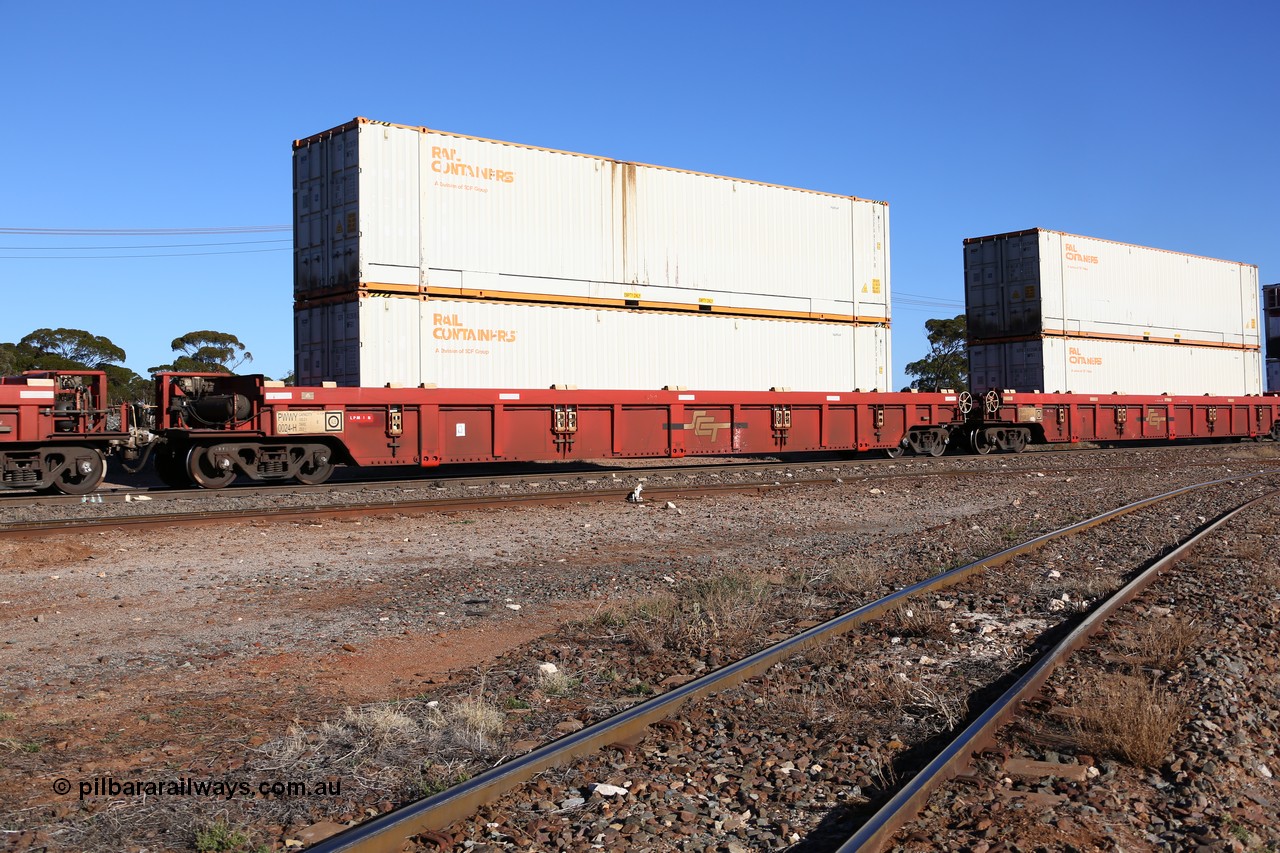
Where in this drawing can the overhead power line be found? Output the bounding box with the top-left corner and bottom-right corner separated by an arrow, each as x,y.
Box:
894,292 -> 964,308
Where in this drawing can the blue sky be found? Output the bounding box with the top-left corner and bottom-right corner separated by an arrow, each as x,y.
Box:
3,1 -> 1276,389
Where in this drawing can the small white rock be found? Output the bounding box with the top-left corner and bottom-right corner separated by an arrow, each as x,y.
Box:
538,662 -> 559,676
506,603 -> 522,611
592,783 -> 629,797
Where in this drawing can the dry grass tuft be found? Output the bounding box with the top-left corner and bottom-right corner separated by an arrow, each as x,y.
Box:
321,705 -> 420,753
823,554 -> 880,597
888,604 -> 952,641
254,692 -> 504,796
845,661 -> 917,716
614,573 -> 776,657
537,669 -> 580,697
1121,616 -> 1202,672
444,697 -> 505,751
1071,674 -> 1186,767
1051,572 -> 1114,608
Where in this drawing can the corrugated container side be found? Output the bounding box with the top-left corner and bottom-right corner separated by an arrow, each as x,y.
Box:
305,298 -> 889,392
361,125 -> 421,287
850,200 -> 890,318
421,130 -> 617,289
626,164 -> 882,307
969,338 -> 1261,396
1036,231 -> 1259,344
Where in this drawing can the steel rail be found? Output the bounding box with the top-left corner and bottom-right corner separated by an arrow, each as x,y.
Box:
1,440 -> 1272,508
304,470 -> 1274,853
0,458 -> 829,506
838,486 -> 1280,852
0,481 -> 797,539
6,456 -> 1276,537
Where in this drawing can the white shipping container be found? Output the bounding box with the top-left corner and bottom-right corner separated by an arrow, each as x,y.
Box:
294,119 -> 889,324
964,228 -> 1260,396
969,338 -> 1262,396
965,229 -> 1259,345
295,297 -> 890,392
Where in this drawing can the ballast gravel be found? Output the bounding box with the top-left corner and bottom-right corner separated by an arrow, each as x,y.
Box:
0,442 -> 1276,851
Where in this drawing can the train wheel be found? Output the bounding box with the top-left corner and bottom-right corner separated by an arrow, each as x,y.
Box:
186,446 -> 235,489
970,428 -> 994,455
154,446 -> 192,488
883,445 -> 905,459
49,447 -> 105,495
295,457 -> 335,485
927,431 -> 947,457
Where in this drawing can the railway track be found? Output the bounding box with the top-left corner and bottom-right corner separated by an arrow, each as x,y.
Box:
0,439 -> 1271,511
296,471 -> 1277,853
3,444 -> 1275,537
